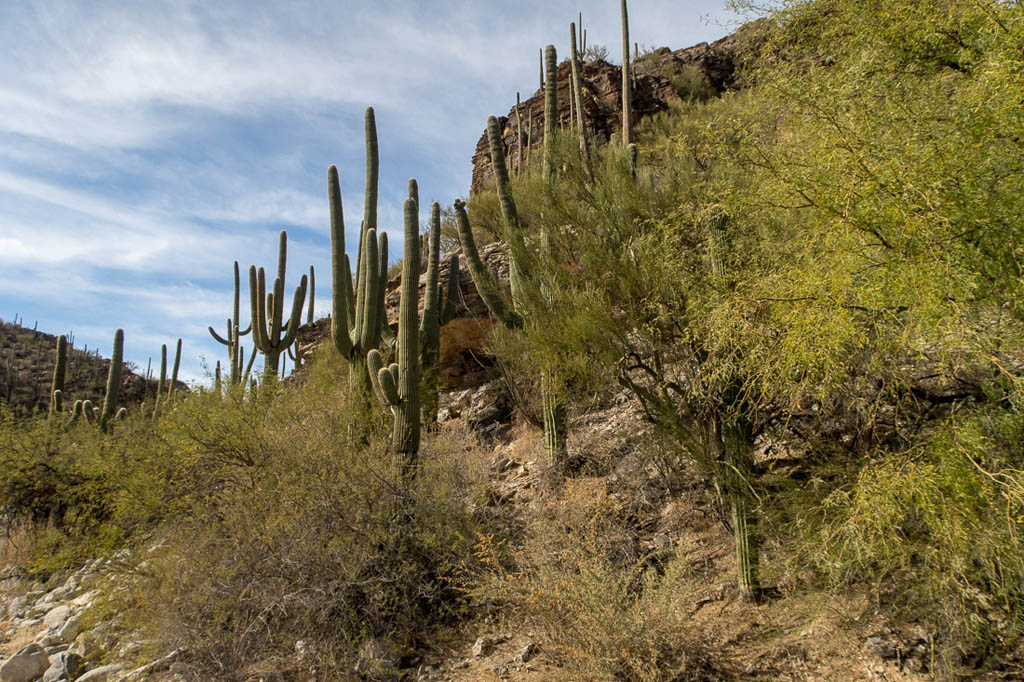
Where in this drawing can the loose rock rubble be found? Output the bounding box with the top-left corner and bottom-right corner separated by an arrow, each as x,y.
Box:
0,557 -> 179,682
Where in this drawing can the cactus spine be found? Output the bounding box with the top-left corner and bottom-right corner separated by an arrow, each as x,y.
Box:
618,0 -> 626,144
208,261 -> 251,385
49,334 -> 67,416
249,230 -> 308,379
328,108 -> 390,394
99,329 -> 123,431
368,196 -> 422,461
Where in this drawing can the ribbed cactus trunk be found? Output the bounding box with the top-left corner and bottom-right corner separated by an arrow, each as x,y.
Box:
543,45 -> 558,182
725,417 -> 760,602
540,46 -> 569,467
421,203 -> 442,429
99,329 -> 123,432
208,261 -> 251,386
50,334 -> 67,416
368,197 -> 422,466
307,265 -> 315,325
328,108 -> 389,399
621,0 -> 633,145
570,21 -> 591,178
709,207 -> 761,603
394,198 -> 421,458
170,338 -> 182,396
250,230 -> 308,380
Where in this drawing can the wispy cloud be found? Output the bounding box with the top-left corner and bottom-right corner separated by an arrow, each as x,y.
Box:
0,0 -> 735,384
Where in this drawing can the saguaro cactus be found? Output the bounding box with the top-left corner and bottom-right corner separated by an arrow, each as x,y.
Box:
99,328 -> 124,432
543,44 -> 558,182
420,201 -> 460,428
208,261 -> 251,385
49,334 -> 67,416
328,108 -> 390,393
307,265 -> 315,325
249,230 -> 308,379
621,0 -> 633,145
454,108 -> 568,465
708,207 -> 761,602
368,196 -> 422,461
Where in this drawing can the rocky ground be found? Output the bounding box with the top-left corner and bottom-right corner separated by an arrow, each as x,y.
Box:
0,378 -> 947,681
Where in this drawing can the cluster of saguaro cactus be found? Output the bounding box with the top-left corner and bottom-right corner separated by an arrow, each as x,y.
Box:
367,194 -> 422,461
329,107 -> 391,393
153,338 -> 183,417
249,231 -> 308,380
209,261 -> 251,386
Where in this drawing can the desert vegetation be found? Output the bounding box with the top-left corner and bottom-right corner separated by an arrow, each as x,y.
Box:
2,0 -> 1023,679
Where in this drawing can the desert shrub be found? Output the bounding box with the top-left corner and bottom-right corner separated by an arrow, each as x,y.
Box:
126,350 -> 493,680
477,479 -> 721,681
805,406 -> 1024,674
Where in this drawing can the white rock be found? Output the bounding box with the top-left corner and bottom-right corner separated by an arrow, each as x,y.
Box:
57,615 -> 80,643
43,605 -> 71,631
0,643 -> 50,682
74,663 -> 123,681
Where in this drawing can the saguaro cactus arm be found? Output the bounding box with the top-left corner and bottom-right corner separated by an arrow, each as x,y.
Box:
453,200 -> 518,328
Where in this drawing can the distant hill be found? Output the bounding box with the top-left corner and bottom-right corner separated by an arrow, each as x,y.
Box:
0,319 -> 181,418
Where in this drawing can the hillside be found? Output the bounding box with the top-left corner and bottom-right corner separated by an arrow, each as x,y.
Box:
2,1 -> 1024,681
0,320 -> 179,418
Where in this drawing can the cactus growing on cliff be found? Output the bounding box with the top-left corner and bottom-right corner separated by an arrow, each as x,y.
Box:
328,108 -> 391,394
249,230 -> 308,379
453,101 -> 568,464
209,261 -> 251,385
368,196 -> 422,462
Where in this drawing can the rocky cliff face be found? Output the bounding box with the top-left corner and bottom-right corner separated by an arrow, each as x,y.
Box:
469,24 -> 765,193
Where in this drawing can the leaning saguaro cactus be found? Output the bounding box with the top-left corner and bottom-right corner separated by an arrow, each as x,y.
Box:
420,201 -> 460,428
328,108 -> 390,394
249,230 -> 308,379
368,196 -> 422,462
209,261 -> 251,386
49,334 -> 67,417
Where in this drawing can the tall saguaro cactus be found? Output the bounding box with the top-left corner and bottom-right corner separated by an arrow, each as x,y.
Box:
49,334 -> 67,416
368,196 -> 422,461
328,107 -> 391,394
420,201 -> 460,428
621,0 -> 633,145
209,261 -> 251,386
708,207 -> 761,603
454,108 -> 568,465
249,230 -> 308,379
99,328 -> 124,432
543,44 -> 558,182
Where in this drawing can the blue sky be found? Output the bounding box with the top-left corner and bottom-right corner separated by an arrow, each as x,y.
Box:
0,0 -> 739,384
